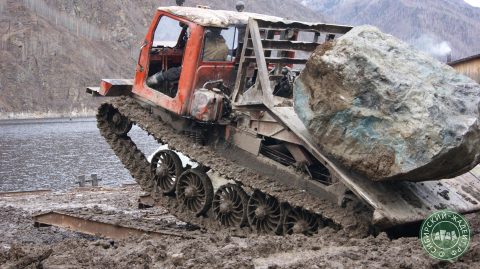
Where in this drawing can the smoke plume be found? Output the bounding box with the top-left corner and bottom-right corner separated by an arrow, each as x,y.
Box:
411,33 -> 452,58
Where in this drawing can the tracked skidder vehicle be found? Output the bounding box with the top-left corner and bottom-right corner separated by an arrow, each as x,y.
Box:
87,5 -> 480,235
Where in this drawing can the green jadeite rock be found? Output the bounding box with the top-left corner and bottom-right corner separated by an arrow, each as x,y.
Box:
294,25 -> 480,181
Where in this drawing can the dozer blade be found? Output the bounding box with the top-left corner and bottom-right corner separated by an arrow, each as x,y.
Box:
270,106 -> 480,228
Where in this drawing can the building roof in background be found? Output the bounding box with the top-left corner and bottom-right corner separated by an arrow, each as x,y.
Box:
449,54 -> 480,66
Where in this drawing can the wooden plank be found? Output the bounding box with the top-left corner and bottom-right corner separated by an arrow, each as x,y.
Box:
245,49 -> 296,62
244,56 -> 308,65
256,26 -> 351,36
262,40 -> 320,51
33,211 -> 193,239
246,40 -> 320,52
256,20 -> 352,34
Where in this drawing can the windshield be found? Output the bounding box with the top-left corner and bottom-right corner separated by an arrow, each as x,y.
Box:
202,26 -> 239,62
153,16 -> 184,47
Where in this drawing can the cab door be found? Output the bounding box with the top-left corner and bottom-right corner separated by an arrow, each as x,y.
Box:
132,11 -> 203,115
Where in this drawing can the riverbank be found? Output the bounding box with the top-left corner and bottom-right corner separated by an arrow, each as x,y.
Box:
0,110 -> 96,120
0,116 -> 96,125
0,186 -> 479,268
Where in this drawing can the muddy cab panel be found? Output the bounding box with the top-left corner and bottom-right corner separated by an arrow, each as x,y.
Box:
132,10 -> 203,115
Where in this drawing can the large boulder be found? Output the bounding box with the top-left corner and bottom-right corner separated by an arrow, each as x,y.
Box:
294,25 -> 480,182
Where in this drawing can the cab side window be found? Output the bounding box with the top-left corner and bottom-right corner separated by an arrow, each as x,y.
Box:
202,27 -> 238,62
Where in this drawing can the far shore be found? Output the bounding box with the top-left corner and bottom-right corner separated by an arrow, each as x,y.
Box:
0,110 -> 97,121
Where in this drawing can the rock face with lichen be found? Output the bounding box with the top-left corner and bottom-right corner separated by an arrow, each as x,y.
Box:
294,25 -> 480,182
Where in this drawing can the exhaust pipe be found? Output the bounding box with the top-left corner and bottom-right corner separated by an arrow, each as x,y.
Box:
236,1 -> 245,12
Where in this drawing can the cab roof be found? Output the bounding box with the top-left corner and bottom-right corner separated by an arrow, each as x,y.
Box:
157,6 -> 299,28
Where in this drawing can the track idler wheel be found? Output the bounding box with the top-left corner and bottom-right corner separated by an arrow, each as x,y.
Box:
212,184 -> 249,227
104,105 -> 132,136
247,190 -> 283,234
151,150 -> 183,195
176,169 -> 214,216
284,207 -> 319,235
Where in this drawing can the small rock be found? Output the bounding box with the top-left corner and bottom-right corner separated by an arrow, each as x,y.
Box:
170,253 -> 184,266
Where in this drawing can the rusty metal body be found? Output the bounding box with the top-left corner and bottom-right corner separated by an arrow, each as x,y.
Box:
87,6 -> 480,229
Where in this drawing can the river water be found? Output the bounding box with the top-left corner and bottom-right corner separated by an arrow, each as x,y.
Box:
0,118 -> 160,192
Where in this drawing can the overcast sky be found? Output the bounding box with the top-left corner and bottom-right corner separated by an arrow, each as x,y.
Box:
464,0 -> 480,7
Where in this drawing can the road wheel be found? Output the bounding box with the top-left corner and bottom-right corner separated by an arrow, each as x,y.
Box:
284,206 -> 319,235
151,150 -> 183,195
213,184 -> 249,227
247,190 -> 282,234
176,169 -> 214,216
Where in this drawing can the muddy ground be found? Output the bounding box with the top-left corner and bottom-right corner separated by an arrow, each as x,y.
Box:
0,186 -> 479,268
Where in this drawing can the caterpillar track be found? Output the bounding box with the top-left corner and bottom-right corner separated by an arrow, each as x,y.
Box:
97,96 -> 373,237
87,6 -> 480,239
